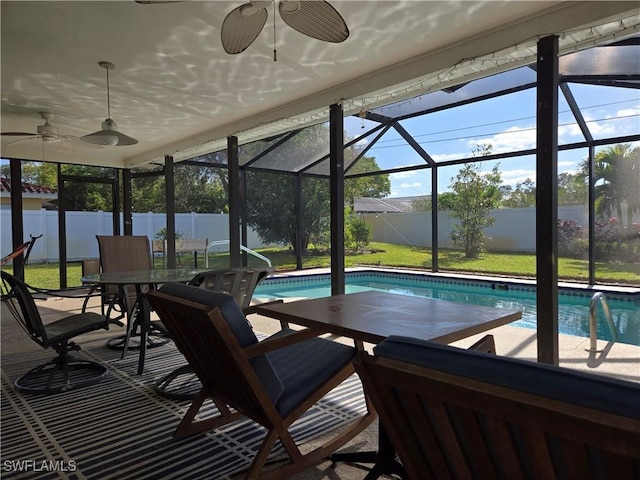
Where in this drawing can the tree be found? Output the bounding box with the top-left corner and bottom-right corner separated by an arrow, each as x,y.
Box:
345,210 -> 371,254
131,164 -> 228,213
557,171 -> 587,206
244,124 -> 389,256
245,171 -> 330,255
438,192 -> 457,211
581,144 -> 640,228
502,178 -> 536,208
344,155 -> 390,207
447,144 -> 501,258
3,160 -> 58,187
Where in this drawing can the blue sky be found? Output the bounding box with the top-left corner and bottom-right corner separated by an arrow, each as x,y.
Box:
344,83 -> 640,197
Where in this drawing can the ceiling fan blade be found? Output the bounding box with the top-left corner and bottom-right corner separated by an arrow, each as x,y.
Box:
47,139 -> 74,154
4,136 -> 44,148
1,132 -> 38,137
279,1 -> 349,43
221,3 -> 268,54
64,135 -> 104,149
134,1 -> 185,4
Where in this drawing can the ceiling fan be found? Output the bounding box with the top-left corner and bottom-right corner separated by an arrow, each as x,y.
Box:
136,1 -> 349,60
82,61 -> 138,147
1,112 -> 91,153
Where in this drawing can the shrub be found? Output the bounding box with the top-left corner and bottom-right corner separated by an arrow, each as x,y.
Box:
558,219 -> 583,257
346,216 -> 371,254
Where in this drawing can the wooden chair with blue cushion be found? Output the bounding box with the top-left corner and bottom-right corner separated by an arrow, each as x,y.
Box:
147,282 -> 375,480
154,267 -> 280,400
355,336 -> 640,480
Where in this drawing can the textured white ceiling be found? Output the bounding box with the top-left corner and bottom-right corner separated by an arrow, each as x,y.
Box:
1,1 -> 637,169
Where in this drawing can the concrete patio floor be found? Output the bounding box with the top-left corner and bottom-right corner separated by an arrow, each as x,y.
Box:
2,288 -> 638,480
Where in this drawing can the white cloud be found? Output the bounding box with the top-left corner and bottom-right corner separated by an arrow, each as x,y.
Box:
558,161 -> 575,168
390,169 -> 419,179
469,126 -> 536,153
617,106 -> 640,117
500,168 -> 536,186
432,152 -> 466,162
400,181 -> 421,188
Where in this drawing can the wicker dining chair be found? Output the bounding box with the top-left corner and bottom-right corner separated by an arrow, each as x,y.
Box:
96,235 -> 168,353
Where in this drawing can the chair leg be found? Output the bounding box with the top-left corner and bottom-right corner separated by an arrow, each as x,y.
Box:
244,429 -> 280,480
15,355 -> 108,395
174,388 -> 244,437
256,412 -> 376,480
154,364 -> 200,401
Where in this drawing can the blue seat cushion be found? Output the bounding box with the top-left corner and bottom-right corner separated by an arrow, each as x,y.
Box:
374,336 -> 640,419
266,329 -> 357,417
158,282 -> 284,406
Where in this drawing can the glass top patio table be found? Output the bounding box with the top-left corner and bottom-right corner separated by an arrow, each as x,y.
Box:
82,268 -> 208,374
81,268 -> 206,286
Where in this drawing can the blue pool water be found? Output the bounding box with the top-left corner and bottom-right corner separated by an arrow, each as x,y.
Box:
254,272 -> 640,346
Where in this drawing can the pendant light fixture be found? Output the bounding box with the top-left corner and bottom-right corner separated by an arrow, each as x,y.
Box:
82,61 -> 138,146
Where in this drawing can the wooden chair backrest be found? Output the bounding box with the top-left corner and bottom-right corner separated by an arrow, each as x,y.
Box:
356,337 -> 640,480
148,286 -> 280,424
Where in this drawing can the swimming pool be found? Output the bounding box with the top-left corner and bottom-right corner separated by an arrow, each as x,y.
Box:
254,271 -> 640,346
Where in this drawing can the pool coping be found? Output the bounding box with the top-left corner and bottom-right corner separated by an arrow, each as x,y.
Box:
263,266 -> 640,302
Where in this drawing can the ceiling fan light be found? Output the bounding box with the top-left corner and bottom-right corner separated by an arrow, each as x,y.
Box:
82,61 -> 138,146
101,117 -> 118,132
81,129 -> 119,146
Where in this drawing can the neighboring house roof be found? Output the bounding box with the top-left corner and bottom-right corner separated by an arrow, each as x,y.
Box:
354,196 -> 431,213
0,177 -> 58,199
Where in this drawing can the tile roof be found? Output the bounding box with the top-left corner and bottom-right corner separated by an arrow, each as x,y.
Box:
0,177 -> 57,196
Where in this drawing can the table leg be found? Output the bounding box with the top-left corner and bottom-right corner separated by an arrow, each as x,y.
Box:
331,422 -> 407,479
136,285 -> 149,375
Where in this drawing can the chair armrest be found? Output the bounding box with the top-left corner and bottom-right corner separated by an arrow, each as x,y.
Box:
243,298 -> 284,315
243,327 -> 330,358
244,299 -> 289,329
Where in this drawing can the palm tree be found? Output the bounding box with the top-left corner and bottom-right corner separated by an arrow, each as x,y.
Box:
583,144 -> 640,229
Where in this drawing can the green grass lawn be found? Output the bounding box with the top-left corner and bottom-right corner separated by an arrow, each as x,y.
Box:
5,242 -> 638,290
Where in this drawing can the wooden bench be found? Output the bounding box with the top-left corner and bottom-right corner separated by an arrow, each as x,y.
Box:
152,238 -> 208,267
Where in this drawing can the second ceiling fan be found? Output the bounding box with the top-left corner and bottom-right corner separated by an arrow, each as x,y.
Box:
1,111 -> 94,154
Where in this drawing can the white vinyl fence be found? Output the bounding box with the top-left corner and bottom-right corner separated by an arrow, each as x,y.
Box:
0,210 -> 268,263
0,205 -> 610,263
363,206 -> 590,252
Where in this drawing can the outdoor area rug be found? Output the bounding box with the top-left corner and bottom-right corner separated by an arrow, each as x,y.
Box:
1,336 -> 368,480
